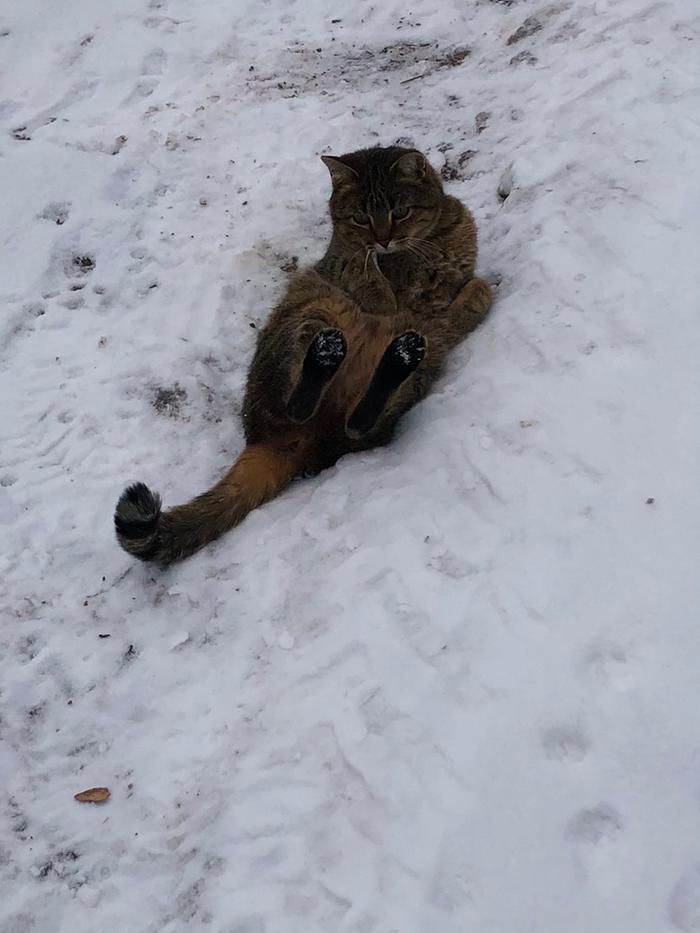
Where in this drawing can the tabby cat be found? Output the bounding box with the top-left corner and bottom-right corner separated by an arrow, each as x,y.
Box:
115,146 -> 492,564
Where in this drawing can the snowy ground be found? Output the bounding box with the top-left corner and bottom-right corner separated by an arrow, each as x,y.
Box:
1,0 -> 699,930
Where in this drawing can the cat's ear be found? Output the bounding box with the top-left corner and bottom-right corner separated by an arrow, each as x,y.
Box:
391,150 -> 426,179
321,155 -> 358,188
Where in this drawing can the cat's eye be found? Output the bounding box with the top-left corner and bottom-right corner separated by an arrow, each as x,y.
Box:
392,206 -> 411,221
352,212 -> 370,226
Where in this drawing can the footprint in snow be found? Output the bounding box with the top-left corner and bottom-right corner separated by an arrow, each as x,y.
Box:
38,201 -> 70,225
669,863 -> 700,932
566,803 -> 622,845
540,722 -> 590,762
580,639 -> 635,690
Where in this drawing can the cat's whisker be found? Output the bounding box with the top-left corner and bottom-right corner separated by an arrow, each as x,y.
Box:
412,235 -> 441,254
419,234 -> 443,252
396,236 -> 429,258
346,245 -> 367,267
402,236 -> 444,259
406,244 -> 430,265
400,239 -> 434,264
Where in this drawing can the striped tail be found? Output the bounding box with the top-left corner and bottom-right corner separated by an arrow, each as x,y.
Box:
114,443 -> 299,565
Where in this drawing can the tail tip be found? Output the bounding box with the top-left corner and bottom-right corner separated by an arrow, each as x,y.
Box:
114,482 -> 162,541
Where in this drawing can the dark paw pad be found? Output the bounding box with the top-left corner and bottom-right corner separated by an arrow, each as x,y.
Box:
387,331 -> 426,371
308,328 -> 347,371
287,329 -> 346,424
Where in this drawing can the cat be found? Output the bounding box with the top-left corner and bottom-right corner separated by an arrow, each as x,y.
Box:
114,146 -> 493,565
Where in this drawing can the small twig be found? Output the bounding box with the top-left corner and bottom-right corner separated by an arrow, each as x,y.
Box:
400,70 -> 432,85
84,566 -> 133,600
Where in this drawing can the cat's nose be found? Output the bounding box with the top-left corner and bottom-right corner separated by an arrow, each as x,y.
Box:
375,235 -> 391,249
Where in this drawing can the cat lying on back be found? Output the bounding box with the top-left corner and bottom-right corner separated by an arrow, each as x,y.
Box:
115,146 -> 493,564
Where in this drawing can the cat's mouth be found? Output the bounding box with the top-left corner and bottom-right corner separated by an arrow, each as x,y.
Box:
372,241 -> 402,255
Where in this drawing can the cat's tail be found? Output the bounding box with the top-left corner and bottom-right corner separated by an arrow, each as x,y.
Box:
114,443 -> 300,565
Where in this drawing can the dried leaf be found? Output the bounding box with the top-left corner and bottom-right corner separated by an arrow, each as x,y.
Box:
74,787 -> 110,803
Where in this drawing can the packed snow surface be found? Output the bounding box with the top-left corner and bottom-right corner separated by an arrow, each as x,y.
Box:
1,0 -> 699,931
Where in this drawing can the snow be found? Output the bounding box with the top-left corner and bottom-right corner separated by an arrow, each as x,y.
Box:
1,0 -> 699,931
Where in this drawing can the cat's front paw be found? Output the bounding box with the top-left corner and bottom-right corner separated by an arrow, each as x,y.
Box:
458,277 -> 493,317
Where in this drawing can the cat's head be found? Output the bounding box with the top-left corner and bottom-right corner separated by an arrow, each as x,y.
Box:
321,146 -> 444,253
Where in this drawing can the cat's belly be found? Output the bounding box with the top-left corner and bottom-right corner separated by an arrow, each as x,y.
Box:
324,311 -> 395,412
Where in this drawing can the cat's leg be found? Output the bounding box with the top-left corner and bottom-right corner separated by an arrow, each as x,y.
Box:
420,276 -> 492,369
447,276 -> 493,337
340,249 -> 397,316
286,327 -> 347,424
346,331 -> 426,439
